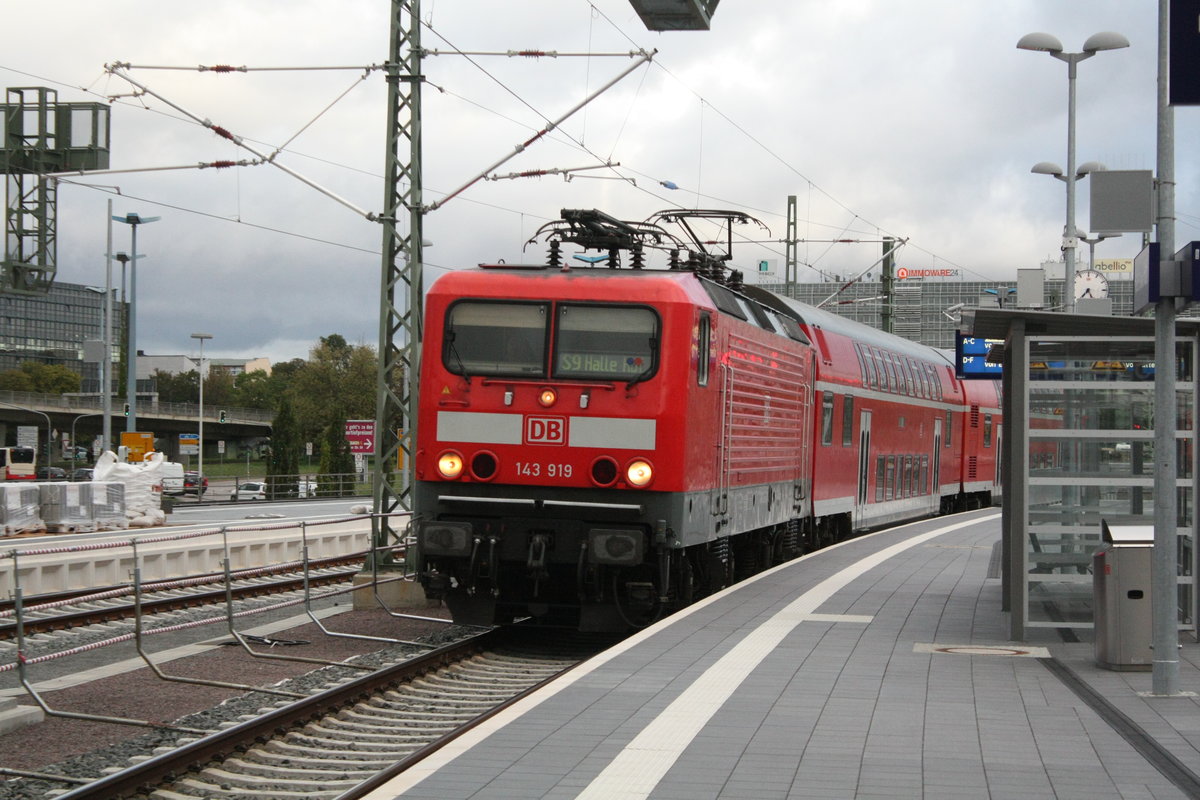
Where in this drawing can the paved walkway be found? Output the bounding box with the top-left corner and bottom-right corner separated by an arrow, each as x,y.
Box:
365,509 -> 1200,799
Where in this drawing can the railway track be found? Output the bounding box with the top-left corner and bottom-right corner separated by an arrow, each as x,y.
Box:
0,556 -> 364,645
52,627 -> 605,800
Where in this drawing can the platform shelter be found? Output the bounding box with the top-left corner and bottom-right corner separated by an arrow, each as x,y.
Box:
967,307 -> 1200,640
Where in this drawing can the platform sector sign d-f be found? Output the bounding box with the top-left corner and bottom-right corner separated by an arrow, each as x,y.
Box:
345,420 -> 376,455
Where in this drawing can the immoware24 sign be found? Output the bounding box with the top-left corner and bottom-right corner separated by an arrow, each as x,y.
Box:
344,420 -> 376,455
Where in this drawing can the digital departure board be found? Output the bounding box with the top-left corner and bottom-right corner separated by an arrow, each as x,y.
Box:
955,333 -> 1003,379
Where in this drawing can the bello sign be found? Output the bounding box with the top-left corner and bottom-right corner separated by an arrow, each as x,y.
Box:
345,420 -> 376,455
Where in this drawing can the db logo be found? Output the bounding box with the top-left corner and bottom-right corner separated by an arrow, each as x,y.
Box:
525,416 -> 566,445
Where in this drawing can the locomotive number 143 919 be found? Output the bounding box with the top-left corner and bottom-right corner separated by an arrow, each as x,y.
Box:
516,461 -> 573,478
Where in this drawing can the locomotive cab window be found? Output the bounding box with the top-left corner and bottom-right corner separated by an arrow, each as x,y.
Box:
554,304 -> 659,381
445,301 -> 548,377
697,313 -> 711,386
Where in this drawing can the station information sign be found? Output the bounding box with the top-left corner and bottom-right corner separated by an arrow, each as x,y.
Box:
955,333 -> 1003,379
345,420 -> 376,455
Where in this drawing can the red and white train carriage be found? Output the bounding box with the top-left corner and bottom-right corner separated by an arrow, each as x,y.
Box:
412,210 -> 1000,631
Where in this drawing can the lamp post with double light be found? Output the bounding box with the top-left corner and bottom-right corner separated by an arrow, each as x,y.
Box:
1017,31 -> 1129,313
1029,160 -> 1107,309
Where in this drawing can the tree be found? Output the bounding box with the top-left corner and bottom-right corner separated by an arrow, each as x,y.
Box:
287,335 -> 377,441
153,369 -> 197,403
0,369 -> 33,392
265,396 -> 301,498
317,410 -> 357,497
232,369 -> 277,410
0,362 -> 82,394
203,369 -> 235,408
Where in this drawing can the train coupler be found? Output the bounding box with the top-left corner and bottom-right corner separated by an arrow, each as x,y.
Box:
624,581 -> 656,608
422,569 -> 448,600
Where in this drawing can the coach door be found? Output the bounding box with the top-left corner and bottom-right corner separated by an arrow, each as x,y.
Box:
855,410 -> 872,523
932,417 -> 943,509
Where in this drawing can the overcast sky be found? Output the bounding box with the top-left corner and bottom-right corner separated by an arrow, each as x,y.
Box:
5,1 -> 1197,364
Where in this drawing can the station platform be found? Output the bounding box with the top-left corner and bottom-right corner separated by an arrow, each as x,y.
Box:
364,508 -> 1200,800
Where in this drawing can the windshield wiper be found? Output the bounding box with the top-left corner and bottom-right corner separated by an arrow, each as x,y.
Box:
625,340 -> 658,389
446,331 -> 470,383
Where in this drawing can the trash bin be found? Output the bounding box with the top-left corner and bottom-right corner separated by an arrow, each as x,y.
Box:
1093,520 -> 1153,671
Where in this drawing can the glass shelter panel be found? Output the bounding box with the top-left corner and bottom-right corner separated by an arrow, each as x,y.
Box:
1022,337 -> 1196,629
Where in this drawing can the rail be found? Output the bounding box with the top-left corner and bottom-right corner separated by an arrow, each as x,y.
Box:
0,512 -> 437,734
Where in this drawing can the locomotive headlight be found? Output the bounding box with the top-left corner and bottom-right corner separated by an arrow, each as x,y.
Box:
588,528 -> 645,565
625,459 -> 654,487
437,450 -> 465,479
538,387 -> 558,407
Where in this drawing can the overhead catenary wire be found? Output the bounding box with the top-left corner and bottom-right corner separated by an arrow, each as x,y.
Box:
105,61 -> 378,221
424,49 -> 655,212
817,238 -> 910,308
118,63 -> 386,72
0,59 -> 1001,282
484,162 -> 619,182
44,160 -> 261,178
421,49 -> 646,58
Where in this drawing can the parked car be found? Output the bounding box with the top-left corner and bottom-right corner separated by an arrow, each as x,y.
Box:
183,472 -> 209,495
35,466 -> 67,481
72,468 -> 95,481
233,481 -> 267,501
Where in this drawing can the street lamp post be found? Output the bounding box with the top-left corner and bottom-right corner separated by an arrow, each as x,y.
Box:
1018,31 -> 1129,313
191,333 -> 212,499
112,213 -> 160,433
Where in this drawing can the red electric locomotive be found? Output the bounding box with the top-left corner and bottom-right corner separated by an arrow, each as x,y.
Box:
412,209 -> 1000,631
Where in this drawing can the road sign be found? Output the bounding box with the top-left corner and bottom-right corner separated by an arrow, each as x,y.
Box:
16,426 -> 36,449
179,433 -> 199,456
121,431 -> 155,462
345,420 -> 376,455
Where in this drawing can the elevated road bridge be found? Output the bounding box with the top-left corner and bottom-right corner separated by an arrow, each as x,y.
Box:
0,390 -> 272,459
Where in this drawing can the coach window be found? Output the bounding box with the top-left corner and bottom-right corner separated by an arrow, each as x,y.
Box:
445,301 -> 548,377
945,410 -> 953,448
854,344 -> 868,388
886,354 -> 900,393
875,350 -> 888,390
697,313 -> 711,386
821,391 -> 835,445
875,457 -> 886,502
885,455 -> 896,500
984,413 -> 993,447
554,304 -> 659,381
842,395 -> 854,446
